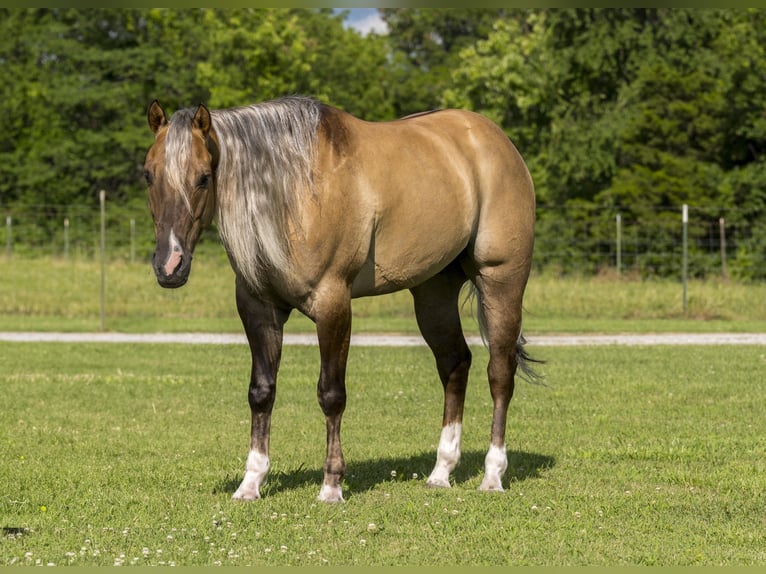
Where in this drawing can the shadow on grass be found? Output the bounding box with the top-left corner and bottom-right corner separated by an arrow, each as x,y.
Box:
213,449 -> 554,499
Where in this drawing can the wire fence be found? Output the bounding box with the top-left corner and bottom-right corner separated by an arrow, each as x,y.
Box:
534,202 -> 763,281
2,199 -> 763,282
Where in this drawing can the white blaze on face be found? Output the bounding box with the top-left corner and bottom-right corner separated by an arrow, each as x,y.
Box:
426,422 -> 462,488
163,229 -> 183,276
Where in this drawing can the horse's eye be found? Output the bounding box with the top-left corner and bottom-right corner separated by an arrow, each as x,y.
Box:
197,174 -> 210,188
143,170 -> 154,186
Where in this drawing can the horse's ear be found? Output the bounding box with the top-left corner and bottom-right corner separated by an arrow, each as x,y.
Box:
193,104 -> 212,137
147,100 -> 167,134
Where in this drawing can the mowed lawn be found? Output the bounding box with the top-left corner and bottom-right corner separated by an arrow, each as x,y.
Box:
1,341 -> 764,566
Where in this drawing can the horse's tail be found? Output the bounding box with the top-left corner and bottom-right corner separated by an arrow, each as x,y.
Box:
467,284 -> 546,386
514,331 -> 546,386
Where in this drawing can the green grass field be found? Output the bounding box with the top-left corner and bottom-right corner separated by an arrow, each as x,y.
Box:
1,254 -> 766,335
1,341 -> 765,565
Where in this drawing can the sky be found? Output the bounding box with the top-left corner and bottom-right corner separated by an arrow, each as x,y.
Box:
340,8 -> 389,36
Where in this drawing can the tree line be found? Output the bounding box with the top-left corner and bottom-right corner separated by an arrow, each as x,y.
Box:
1,8 -> 764,279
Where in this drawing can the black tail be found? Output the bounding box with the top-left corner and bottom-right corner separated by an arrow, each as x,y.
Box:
467,284 -> 546,386
515,332 -> 546,386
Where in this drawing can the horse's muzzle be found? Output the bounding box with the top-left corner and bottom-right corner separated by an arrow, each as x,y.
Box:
152,250 -> 192,289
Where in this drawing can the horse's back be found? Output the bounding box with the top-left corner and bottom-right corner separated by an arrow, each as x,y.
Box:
351,107 -> 534,225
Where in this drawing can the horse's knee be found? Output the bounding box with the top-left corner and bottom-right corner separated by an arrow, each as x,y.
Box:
317,383 -> 346,417
437,346 -> 472,387
248,379 -> 276,412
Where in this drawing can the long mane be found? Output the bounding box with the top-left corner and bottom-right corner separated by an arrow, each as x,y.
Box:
166,97 -> 321,293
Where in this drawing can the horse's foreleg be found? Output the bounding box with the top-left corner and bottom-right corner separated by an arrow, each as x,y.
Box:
411,265 -> 472,488
232,281 -> 289,501
313,290 -> 352,503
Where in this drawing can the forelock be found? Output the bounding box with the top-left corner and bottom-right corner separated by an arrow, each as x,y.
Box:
164,108 -> 196,211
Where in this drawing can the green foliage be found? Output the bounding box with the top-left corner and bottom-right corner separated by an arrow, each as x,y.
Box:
381,8 -> 509,116
0,8 -> 393,227
442,8 -> 766,278
1,8 -> 765,279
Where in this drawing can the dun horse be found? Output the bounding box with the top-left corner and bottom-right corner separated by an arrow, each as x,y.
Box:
144,97 -> 538,502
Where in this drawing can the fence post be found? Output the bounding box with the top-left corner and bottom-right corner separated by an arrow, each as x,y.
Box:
682,204 -> 688,314
616,213 -> 622,275
5,215 -> 10,258
130,218 -> 136,263
100,190 -> 107,332
719,217 -> 728,281
64,218 -> 70,261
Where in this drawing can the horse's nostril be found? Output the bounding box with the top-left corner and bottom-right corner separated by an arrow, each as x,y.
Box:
164,250 -> 183,276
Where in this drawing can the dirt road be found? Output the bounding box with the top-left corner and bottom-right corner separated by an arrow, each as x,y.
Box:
2,331 -> 765,346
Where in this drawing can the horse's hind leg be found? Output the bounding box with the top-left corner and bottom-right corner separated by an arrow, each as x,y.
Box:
410,263 -> 472,488
472,264 -> 529,491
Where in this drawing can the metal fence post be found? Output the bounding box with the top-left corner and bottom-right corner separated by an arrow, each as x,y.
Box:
64,218 -> 70,261
130,218 -> 136,263
100,190 -> 106,332
719,217 -> 728,281
616,213 -> 622,275
5,215 -> 11,258
682,204 -> 688,314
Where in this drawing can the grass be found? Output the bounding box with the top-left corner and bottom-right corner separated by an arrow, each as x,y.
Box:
1,254 -> 766,334
1,341 -> 765,565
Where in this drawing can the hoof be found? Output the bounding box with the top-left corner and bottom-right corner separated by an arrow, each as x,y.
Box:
232,489 -> 260,501
425,477 -> 451,489
232,479 -> 262,501
478,477 -> 505,492
317,483 -> 345,503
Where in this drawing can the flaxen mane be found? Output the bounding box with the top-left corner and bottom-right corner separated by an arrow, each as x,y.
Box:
164,97 -> 321,293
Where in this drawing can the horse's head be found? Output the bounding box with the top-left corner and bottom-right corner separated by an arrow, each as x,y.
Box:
144,100 -> 218,288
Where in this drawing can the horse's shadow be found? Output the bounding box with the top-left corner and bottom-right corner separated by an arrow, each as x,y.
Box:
214,450 -> 554,498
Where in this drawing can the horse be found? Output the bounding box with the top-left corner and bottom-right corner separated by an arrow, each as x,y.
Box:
143,96 -> 539,503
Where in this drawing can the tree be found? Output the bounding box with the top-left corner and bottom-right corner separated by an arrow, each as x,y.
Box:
444,8 -> 766,277
381,8 -> 509,116
293,9 -> 395,121
0,9 -> 156,208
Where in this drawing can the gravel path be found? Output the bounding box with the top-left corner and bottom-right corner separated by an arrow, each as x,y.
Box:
2,331 -> 765,346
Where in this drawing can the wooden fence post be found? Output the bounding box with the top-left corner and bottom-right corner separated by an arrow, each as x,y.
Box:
719,217 -> 728,281
100,190 -> 106,332
682,204 -> 688,314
